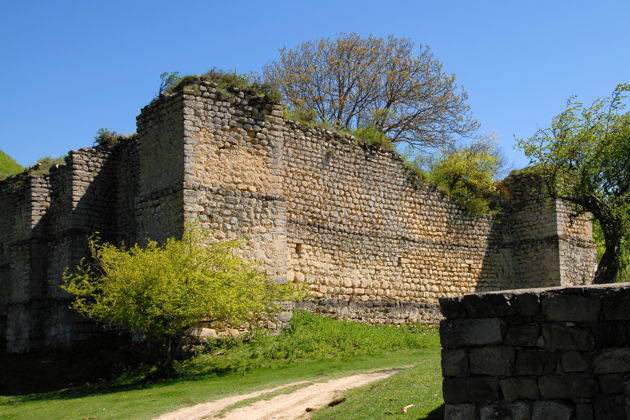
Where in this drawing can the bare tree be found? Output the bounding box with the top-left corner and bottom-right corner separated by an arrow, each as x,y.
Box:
263,33 -> 479,150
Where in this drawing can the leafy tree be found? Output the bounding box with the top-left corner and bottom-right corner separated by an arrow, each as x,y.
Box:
62,224 -> 305,371
158,71 -> 182,95
518,84 -> 630,283
593,220 -> 630,283
415,136 -> 504,215
263,33 -> 478,150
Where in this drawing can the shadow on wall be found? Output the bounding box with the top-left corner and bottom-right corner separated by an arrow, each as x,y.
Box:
477,175 -> 567,293
4,147 -> 128,353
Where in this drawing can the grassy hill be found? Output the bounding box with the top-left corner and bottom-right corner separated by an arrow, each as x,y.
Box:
0,150 -> 24,180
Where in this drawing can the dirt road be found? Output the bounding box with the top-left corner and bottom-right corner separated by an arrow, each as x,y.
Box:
154,368 -> 403,420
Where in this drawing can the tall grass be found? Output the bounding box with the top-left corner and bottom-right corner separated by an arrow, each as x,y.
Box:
183,311 -> 439,376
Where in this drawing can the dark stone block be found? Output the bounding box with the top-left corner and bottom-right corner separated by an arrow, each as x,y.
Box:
532,401 -> 573,420
593,395 -> 624,420
542,323 -> 594,351
443,377 -> 500,403
601,287 -> 630,320
539,375 -> 599,399
462,293 -> 515,318
515,349 -> 558,375
575,403 -> 594,420
593,322 -> 627,347
512,293 -> 541,316
505,324 -> 540,347
561,350 -> 590,373
499,377 -> 539,400
442,349 -> 469,377
542,292 -> 601,322
440,297 -> 465,319
441,318 -> 504,348
480,402 -> 530,420
470,346 -> 515,376
593,348 -> 630,374
598,373 -> 627,394
445,403 -> 476,420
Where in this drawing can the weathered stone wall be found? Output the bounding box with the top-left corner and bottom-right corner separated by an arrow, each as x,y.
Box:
178,84 -> 288,280
281,124 -> 596,323
0,81 -> 597,352
439,284 -> 630,420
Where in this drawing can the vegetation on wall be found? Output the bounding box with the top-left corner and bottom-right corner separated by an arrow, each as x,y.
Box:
518,83 -> 630,283
62,223 -> 306,373
93,128 -> 129,149
159,68 -> 282,104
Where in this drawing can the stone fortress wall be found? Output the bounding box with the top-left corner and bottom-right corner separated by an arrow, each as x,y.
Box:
0,79 -> 596,353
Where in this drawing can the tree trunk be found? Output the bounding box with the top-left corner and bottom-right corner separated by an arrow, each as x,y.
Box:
593,237 -> 621,284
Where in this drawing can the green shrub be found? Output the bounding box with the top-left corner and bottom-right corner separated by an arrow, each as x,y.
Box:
425,137 -> 504,215
62,223 -> 306,372
94,128 -> 125,149
351,126 -> 395,151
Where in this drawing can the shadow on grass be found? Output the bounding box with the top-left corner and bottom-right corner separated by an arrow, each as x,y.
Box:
0,335 -> 243,400
418,404 -> 444,420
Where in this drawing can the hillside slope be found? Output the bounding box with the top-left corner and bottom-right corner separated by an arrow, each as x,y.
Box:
0,150 -> 24,180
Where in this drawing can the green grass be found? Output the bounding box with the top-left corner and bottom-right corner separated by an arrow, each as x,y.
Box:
0,312 -> 441,420
311,351 -> 443,420
0,150 -> 23,180
185,311 -> 439,375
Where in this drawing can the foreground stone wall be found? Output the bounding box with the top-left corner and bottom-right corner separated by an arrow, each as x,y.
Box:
440,284 -> 630,420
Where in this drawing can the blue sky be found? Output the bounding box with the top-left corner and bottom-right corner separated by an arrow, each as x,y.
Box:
1,0 -> 628,170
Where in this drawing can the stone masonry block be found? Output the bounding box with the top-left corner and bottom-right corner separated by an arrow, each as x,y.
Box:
593,348 -> 630,374
445,404 -> 476,420
601,287 -> 630,320
442,349 -> 469,377
539,375 -> 599,399
505,324 -> 540,347
593,322 -> 627,347
532,401 -> 573,420
443,377 -> 500,403
575,403 -> 594,420
499,377 -> 539,401
480,402 -> 530,420
593,395 -> 625,420
440,297 -> 465,320
515,349 -> 559,375
470,346 -> 515,376
512,293 -> 540,316
462,293 -> 515,318
598,373 -> 627,394
542,293 -> 601,322
441,318 -> 504,349
542,323 -> 594,351
561,350 -> 590,373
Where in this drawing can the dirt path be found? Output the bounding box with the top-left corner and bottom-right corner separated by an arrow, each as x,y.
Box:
153,368 -> 403,420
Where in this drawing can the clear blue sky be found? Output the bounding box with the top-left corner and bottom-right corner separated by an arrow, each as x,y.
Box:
1,0 -> 628,170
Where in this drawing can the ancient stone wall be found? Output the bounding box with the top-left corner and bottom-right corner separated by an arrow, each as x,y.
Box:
0,81 -> 597,352
439,284 -> 630,420
178,84 -> 288,280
